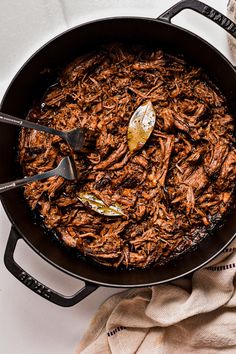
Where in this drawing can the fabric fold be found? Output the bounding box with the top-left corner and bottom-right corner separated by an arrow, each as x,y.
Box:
76,241 -> 236,354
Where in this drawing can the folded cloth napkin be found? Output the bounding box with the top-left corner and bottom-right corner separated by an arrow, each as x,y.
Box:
76,2 -> 236,353
76,242 -> 236,354
228,0 -> 236,63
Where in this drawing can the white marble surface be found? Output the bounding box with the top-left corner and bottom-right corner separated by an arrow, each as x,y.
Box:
0,1 -> 232,353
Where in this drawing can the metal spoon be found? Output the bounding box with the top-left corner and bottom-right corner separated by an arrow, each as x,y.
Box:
0,156 -> 77,194
0,112 -> 95,152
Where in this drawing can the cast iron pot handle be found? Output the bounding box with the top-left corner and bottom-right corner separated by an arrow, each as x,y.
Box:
159,0 -> 236,39
4,227 -> 98,307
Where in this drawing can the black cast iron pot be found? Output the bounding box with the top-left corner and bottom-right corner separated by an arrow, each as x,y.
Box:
1,0 -> 236,306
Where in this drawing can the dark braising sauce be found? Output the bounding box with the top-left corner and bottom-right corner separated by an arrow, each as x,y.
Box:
18,44 -> 236,269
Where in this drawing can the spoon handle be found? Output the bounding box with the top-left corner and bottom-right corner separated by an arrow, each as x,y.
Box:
0,168 -> 57,193
0,111 -> 65,139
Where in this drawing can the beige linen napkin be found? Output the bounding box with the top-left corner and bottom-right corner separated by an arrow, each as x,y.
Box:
228,0 -> 236,63
76,2 -> 236,353
76,242 -> 236,354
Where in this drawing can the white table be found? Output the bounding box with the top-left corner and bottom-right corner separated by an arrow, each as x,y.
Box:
0,1 -> 232,353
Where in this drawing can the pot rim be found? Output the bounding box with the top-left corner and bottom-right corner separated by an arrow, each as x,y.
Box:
1,15 -> 236,108
1,14 -> 236,287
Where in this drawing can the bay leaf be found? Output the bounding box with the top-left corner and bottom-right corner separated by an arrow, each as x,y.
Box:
78,192 -> 125,216
127,101 -> 156,153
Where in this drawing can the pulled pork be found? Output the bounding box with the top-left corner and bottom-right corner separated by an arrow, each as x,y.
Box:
18,44 -> 236,269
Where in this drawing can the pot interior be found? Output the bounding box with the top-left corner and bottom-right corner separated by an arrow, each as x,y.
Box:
1,17 -> 236,286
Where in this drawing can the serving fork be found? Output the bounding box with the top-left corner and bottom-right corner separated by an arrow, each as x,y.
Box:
0,156 -> 77,194
0,111 -> 95,152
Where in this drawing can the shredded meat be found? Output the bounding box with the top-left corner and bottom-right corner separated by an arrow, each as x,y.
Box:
18,43 -> 236,269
